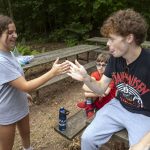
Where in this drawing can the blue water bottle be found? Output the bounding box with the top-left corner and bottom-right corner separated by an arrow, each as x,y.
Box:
59,107 -> 69,131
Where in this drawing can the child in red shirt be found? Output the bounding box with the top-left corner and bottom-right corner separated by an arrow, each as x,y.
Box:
77,53 -> 116,118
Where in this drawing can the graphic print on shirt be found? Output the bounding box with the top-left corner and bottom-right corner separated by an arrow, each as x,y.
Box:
112,72 -> 150,108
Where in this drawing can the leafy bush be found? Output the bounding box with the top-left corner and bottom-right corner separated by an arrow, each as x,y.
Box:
64,22 -> 92,40
64,38 -> 78,47
16,43 -> 39,55
48,22 -> 91,46
49,29 -> 66,42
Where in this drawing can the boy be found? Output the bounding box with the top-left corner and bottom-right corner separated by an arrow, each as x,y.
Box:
67,9 -> 150,150
77,53 -> 116,118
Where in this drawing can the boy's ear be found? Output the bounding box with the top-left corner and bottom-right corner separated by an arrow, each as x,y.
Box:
126,34 -> 134,43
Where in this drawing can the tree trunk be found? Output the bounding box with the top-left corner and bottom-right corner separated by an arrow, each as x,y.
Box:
7,0 -> 13,19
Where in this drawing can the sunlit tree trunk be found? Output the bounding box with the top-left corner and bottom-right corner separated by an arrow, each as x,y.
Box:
7,0 -> 13,19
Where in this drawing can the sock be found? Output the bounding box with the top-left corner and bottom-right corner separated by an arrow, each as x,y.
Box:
23,147 -> 33,150
86,98 -> 92,105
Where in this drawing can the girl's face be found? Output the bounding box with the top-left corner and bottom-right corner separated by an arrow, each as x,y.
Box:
96,61 -> 107,74
0,23 -> 17,51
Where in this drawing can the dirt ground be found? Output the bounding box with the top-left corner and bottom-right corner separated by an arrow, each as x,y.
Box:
13,43 -> 87,150
14,79 -> 84,150
12,42 -> 128,150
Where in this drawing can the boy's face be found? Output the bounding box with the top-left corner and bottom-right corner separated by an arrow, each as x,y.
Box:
0,23 -> 17,51
96,61 -> 107,74
107,33 -> 130,58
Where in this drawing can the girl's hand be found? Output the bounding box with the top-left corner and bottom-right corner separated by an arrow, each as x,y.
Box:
27,93 -> 33,106
67,60 -> 88,81
51,58 -> 70,76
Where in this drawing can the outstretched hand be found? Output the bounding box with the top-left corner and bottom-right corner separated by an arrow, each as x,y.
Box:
67,60 -> 88,81
129,143 -> 149,150
51,58 -> 70,76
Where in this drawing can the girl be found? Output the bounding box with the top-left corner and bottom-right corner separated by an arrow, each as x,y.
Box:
0,15 -> 69,150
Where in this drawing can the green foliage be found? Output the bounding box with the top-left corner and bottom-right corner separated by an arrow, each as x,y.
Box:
1,0 -> 150,41
16,43 -> 39,55
49,29 -> 66,42
65,22 -> 92,38
64,38 -> 78,47
49,22 -> 91,45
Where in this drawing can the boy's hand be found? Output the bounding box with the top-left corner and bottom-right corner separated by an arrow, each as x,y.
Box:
129,143 -> 150,150
67,60 -> 88,81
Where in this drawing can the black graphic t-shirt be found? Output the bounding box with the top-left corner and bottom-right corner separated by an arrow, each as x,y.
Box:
104,49 -> 150,116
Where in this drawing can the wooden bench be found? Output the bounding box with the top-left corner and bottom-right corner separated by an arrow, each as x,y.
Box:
112,130 -> 128,146
86,37 -> 107,45
23,44 -> 100,71
86,114 -> 129,147
86,36 -> 150,48
54,110 -> 87,140
23,44 -> 100,102
54,109 -> 129,148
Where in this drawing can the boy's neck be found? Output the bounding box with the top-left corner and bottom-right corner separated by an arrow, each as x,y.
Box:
123,45 -> 142,65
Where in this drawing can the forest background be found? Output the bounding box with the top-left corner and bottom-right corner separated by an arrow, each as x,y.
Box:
1,0 -> 150,50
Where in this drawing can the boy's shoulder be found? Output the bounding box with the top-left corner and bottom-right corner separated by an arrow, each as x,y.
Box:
140,48 -> 150,62
143,48 -> 150,55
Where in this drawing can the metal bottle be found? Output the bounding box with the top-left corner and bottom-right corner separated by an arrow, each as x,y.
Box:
59,107 -> 67,131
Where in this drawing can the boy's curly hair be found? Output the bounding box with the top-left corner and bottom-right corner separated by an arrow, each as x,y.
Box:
100,9 -> 148,45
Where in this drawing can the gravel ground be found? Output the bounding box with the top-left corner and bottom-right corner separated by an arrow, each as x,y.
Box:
13,79 -> 85,150
13,42 -> 95,150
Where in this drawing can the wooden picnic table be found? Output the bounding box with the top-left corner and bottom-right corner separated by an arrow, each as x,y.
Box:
86,37 -> 107,45
23,44 -> 100,71
86,37 -> 150,48
142,41 -> 150,48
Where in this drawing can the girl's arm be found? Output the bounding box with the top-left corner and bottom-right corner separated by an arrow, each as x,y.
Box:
10,58 -> 70,92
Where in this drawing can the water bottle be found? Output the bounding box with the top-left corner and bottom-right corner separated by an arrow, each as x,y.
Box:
59,107 -> 69,131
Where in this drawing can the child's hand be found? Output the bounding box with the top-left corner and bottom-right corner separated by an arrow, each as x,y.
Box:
102,93 -> 107,97
27,93 -> 33,106
129,143 -> 150,150
51,58 -> 70,76
67,60 -> 88,81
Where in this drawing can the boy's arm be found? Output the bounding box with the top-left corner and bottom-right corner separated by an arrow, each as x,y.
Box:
82,77 -> 96,92
84,92 -> 102,98
129,132 -> 150,150
104,87 -> 111,96
68,60 -> 111,95
103,80 -> 114,96
83,74 -> 111,96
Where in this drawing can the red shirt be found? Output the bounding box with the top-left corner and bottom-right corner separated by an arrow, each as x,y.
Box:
91,71 -> 116,109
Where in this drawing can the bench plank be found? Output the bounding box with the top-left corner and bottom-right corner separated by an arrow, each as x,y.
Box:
142,41 -> 150,48
86,37 -> 150,48
54,110 -> 86,140
113,130 -> 128,144
56,108 -> 129,144
23,45 -> 100,70
86,37 -> 107,45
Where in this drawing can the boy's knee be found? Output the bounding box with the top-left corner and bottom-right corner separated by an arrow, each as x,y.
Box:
81,131 -> 95,144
